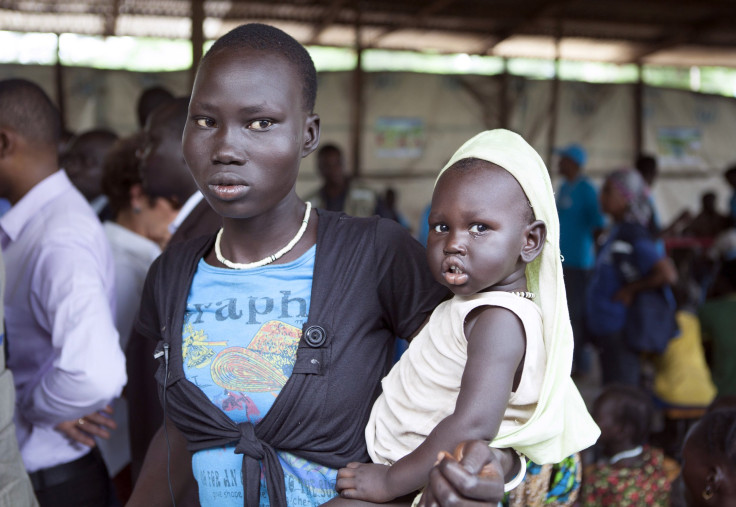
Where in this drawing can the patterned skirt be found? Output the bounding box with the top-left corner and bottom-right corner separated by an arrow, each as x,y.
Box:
505,453 -> 582,507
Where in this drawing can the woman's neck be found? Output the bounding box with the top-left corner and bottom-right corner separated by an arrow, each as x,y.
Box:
218,198 -> 316,266
115,208 -> 147,237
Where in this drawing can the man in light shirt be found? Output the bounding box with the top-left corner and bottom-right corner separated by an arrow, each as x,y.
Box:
0,78 -> 126,506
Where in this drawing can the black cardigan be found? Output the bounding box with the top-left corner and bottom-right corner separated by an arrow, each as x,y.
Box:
134,210 -> 448,506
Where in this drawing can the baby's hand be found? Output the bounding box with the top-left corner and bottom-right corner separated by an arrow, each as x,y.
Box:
336,462 -> 395,503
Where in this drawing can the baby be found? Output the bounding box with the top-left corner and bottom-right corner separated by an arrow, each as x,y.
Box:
336,129 -> 599,502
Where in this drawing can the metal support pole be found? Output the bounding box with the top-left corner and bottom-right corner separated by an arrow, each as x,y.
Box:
546,40 -> 561,169
499,57 -> 509,129
350,11 -> 364,178
635,63 -> 644,156
190,0 -> 205,90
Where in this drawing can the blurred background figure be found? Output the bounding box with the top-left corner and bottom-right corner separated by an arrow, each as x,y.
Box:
136,85 -> 174,130
698,260 -> 736,398
635,153 -> 662,238
0,77 -> 125,507
582,385 -> 676,506
555,143 -> 605,378
60,128 -> 119,221
126,96 -> 220,483
376,186 -> 411,230
307,143 -> 380,217
98,132 -> 178,504
725,165 -> 736,223
138,96 -> 220,245
585,168 -> 678,387
675,406 -> 736,506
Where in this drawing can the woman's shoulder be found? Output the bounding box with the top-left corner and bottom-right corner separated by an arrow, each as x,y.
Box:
616,221 -> 653,243
317,209 -> 415,246
151,234 -> 214,277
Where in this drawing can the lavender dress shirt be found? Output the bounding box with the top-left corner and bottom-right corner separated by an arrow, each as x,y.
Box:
0,170 -> 126,473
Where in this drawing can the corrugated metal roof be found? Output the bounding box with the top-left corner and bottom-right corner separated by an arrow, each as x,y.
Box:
1,0 -> 735,66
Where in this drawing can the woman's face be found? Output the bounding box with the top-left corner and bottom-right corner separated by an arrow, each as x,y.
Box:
600,179 -> 628,220
182,47 -> 319,220
130,184 -> 177,248
141,196 -> 178,248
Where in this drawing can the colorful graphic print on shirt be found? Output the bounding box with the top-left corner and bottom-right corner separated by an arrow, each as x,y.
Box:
182,249 -> 338,506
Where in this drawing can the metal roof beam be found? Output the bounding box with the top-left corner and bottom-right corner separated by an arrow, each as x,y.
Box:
368,0 -> 457,46
630,14 -> 729,62
307,0 -> 347,45
480,0 -> 569,54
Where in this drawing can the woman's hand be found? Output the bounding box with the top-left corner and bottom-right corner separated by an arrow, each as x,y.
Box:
55,405 -> 116,447
336,462 -> 397,503
613,285 -> 636,306
614,257 -> 678,306
419,441 -> 505,507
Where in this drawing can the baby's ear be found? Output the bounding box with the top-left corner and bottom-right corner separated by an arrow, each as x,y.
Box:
520,220 -> 546,263
301,113 -> 321,158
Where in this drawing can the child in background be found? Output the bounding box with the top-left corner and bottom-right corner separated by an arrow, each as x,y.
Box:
677,407 -> 736,506
336,129 -> 599,502
582,385 -> 675,506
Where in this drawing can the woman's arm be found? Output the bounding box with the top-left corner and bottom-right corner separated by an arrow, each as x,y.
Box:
615,257 -> 678,305
336,306 -> 525,502
126,417 -> 197,506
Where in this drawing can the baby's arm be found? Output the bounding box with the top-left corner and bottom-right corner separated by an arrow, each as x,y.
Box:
336,305 -> 526,502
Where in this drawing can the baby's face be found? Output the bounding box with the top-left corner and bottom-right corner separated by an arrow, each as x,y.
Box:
182,47 -> 318,219
426,164 -> 531,296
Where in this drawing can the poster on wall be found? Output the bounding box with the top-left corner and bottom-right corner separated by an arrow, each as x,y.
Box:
656,126 -> 706,170
374,117 -> 425,159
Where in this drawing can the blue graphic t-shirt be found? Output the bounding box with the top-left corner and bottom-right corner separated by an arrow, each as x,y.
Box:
182,245 -> 338,506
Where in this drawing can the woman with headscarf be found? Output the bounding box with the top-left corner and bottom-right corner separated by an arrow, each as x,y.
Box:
585,169 -> 678,386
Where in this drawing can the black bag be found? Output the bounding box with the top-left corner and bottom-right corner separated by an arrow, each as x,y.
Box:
623,287 -> 679,353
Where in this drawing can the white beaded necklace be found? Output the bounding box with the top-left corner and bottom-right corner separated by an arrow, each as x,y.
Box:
510,291 -> 535,300
214,202 -> 311,270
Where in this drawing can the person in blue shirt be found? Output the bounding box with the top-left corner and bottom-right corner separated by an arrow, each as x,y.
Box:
555,144 -> 605,377
726,165 -> 736,221
585,169 -> 677,386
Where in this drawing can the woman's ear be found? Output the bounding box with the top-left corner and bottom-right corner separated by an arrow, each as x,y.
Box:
520,220 -> 546,263
301,113 -> 321,158
129,182 -> 145,212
